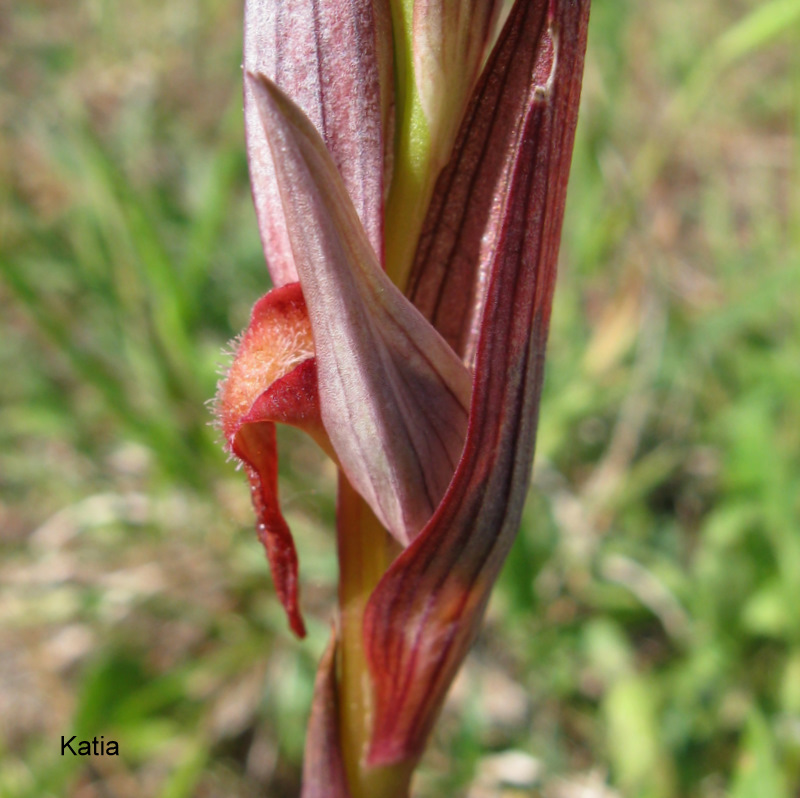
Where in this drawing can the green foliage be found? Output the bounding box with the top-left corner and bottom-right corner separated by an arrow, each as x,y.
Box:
1,0 -> 799,796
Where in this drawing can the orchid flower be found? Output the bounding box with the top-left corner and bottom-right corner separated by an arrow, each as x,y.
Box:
216,0 -> 591,795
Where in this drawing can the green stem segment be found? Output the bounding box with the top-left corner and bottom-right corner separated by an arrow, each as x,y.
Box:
384,0 -> 435,292
336,475 -> 415,798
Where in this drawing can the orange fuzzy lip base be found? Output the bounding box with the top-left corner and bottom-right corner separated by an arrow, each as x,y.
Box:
217,282 -> 315,445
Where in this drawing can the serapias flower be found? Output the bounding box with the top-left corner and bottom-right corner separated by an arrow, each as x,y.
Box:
216,0 -> 591,795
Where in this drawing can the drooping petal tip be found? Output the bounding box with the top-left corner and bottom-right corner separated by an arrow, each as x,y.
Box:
217,283 -> 326,638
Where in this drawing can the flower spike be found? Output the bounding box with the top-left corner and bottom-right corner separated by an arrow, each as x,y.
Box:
222,0 -> 592,791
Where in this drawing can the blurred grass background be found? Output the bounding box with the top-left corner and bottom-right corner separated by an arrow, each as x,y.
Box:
1,0 -> 799,796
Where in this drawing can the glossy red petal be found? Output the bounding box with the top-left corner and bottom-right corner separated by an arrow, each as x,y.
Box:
250,76 -> 472,546
364,0 -> 591,764
301,632 -> 352,798
244,0 -> 392,285
218,283 -> 325,638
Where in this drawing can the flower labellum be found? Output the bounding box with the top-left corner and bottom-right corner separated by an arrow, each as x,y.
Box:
217,0 -> 591,794
217,283 -> 320,638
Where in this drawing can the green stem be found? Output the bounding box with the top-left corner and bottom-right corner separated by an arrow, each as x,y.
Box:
384,0 -> 434,292
336,475 -> 415,798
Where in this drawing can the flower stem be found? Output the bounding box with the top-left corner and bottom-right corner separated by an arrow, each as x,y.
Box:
336,475 -> 415,798
384,0 -> 434,293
